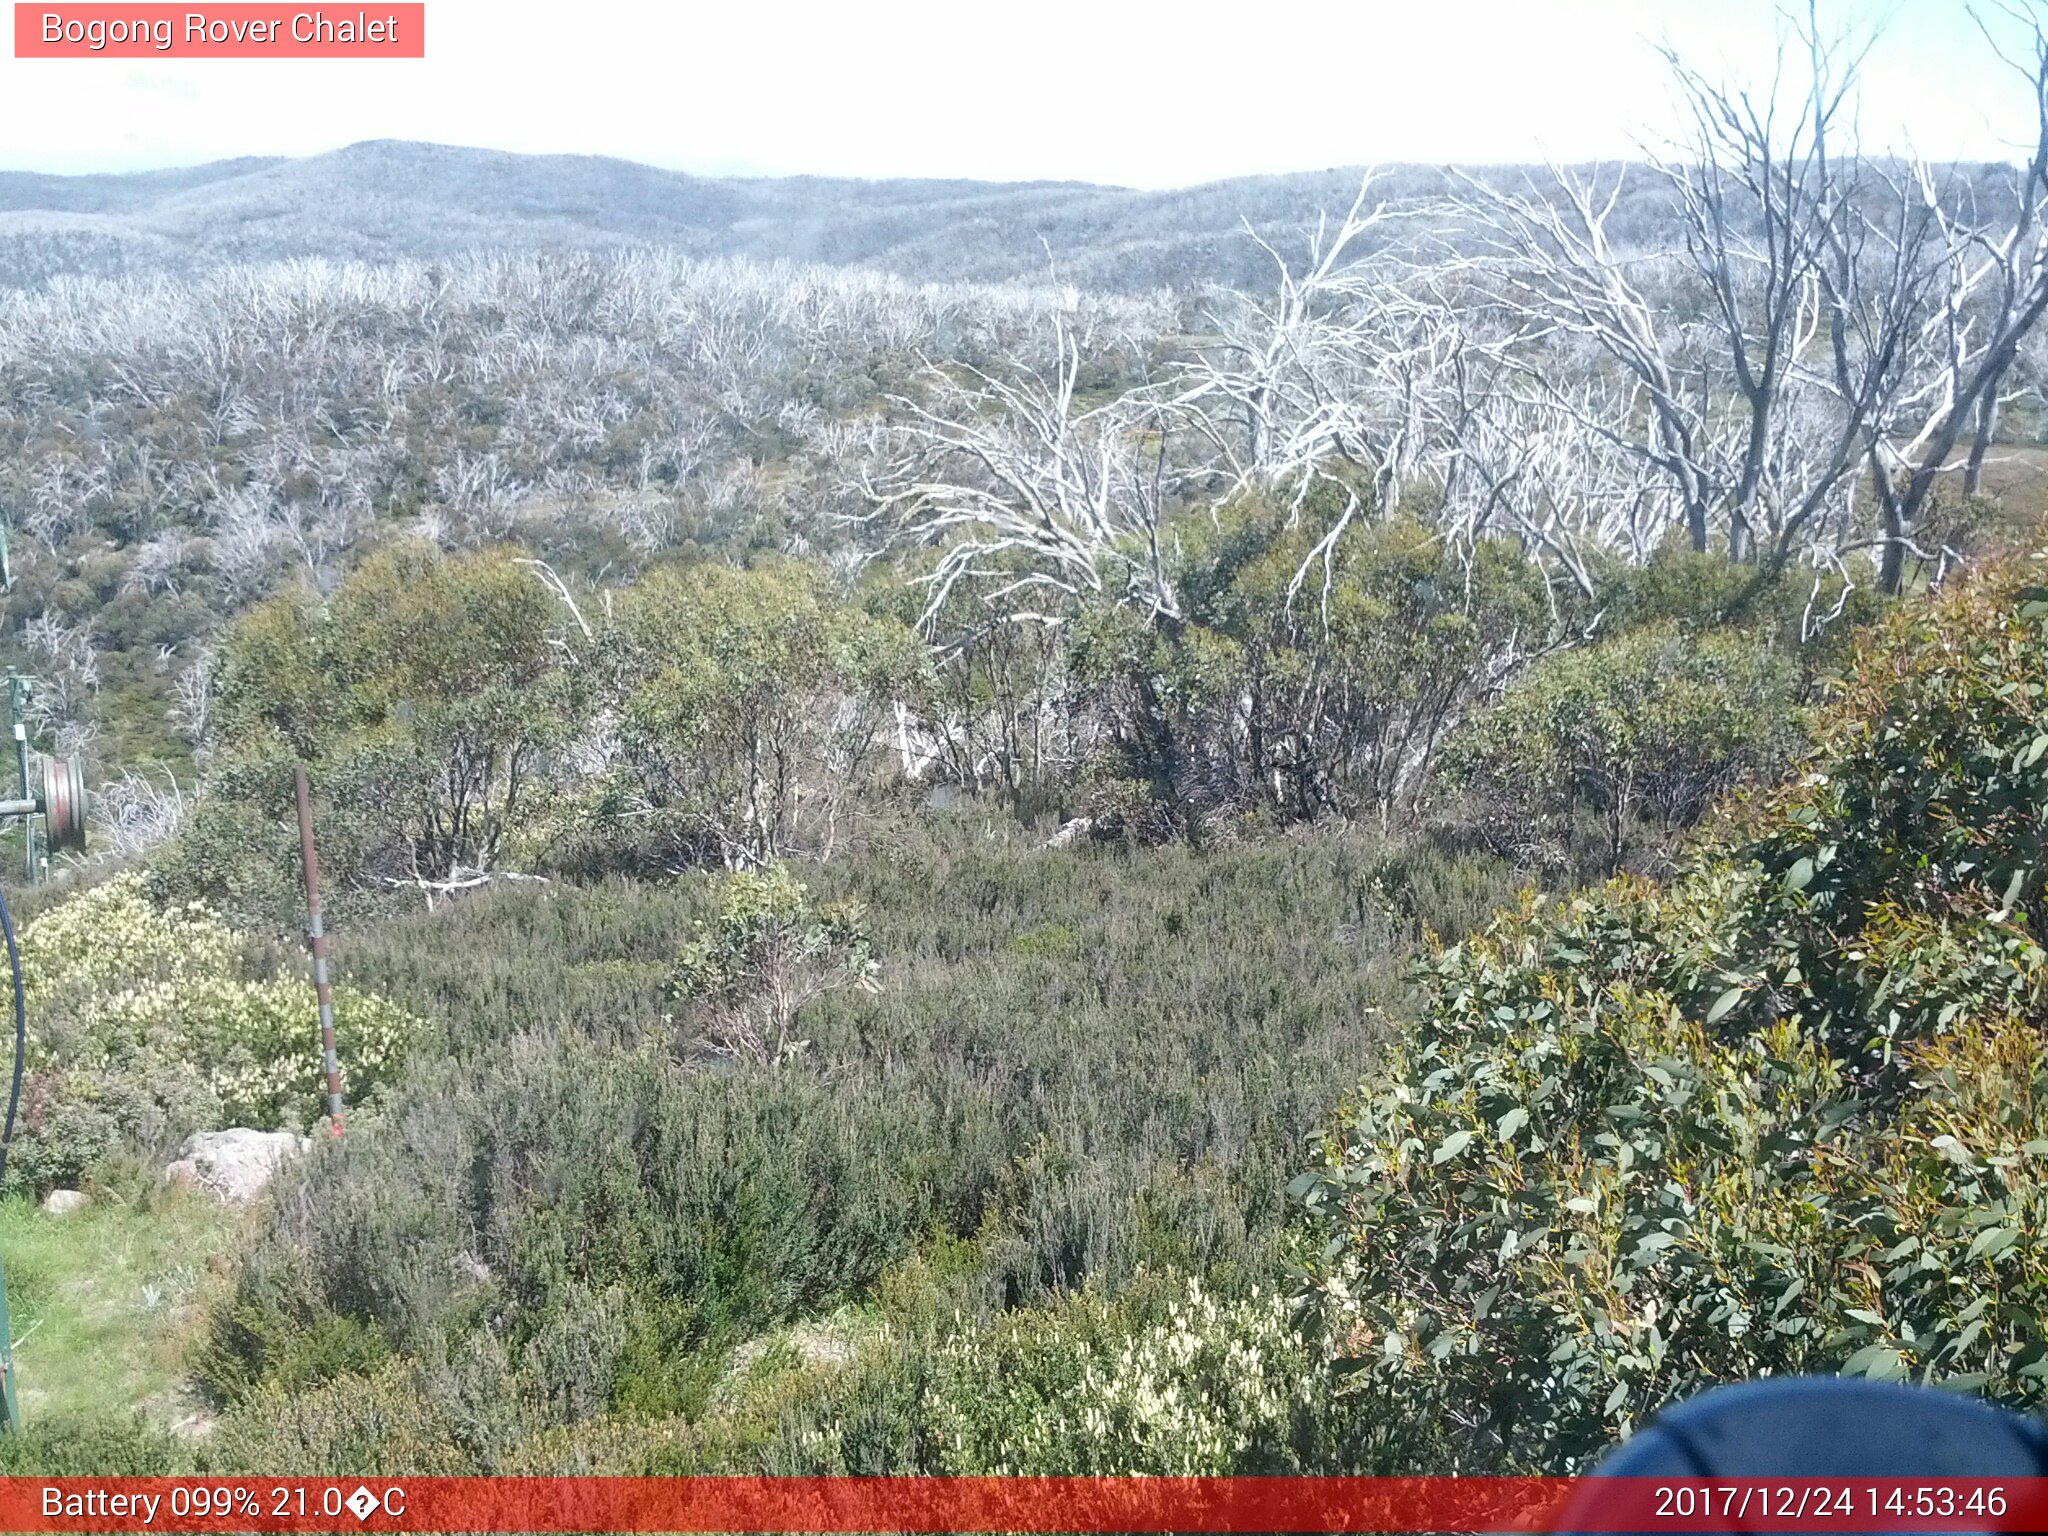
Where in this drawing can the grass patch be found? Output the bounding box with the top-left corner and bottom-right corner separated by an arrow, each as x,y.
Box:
0,1189 -> 242,1431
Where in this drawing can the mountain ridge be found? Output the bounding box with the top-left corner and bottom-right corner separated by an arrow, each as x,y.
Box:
0,139 -> 1441,290
0,139 -> 2019,294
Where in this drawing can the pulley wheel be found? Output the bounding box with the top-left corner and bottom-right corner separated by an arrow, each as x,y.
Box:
37,752 -> 86,854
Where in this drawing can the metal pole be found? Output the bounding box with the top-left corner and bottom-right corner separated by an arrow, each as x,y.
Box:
0,1263 -> 20,1435
0,877 -> 26,1435
294,764 -> 346,1137
8,675 -> 28,884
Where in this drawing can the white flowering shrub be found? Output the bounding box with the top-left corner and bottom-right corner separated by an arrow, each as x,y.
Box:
7,873 -> 421,1191
915,1279 -> 1334,1474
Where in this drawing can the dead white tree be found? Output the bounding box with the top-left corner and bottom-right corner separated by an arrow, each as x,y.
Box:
1449,163 -> 1723,556
1168,177 -> 1464,610
1172,177 -> 1406,492
1455,6 -> 2048,591
1445,13 -> 1894,569
873,313 -> 1182,629
1432,357 -> 1669,600
1866,2 -> 2048,587
95,770 -> 187,859
169,648 -> 215,755
1654,22 -> 1878,566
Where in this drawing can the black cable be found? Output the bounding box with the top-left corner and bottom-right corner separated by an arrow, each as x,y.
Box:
0,883 -> 25,1191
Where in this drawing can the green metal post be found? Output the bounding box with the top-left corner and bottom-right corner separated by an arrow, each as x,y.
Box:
0,1257 -> 20,1433
0,536 -> 23,1430
7,676 -> 27,884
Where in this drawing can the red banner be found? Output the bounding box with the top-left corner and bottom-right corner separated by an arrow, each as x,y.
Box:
2,1476 -> 2047,1532
13,5 -> 424,58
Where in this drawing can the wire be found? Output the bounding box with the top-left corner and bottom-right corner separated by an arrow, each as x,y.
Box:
0,883 -> 24,1190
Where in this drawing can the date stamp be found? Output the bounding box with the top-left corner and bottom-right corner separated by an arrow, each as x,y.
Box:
1648,1481 -> 2011,1522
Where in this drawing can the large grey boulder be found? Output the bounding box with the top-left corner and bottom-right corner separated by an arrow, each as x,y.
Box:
40,1189 -> 86,1215
163,1128 -> 310,1204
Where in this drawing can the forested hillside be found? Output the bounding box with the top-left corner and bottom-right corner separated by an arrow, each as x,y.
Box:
0,146 -> 1681,293
5,5 -> 2048,1481
0,141 -> 2025,294
0,145 -> 1423,290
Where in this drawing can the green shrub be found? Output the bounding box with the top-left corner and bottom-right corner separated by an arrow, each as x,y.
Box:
1010,923 -> 1083,960
1296,551 -> 2048,1473
660,1273 -> 1389,1478
1597,544 -> 1883,665
911,1277 -> 1347,1474
592,560 -> 924,871
8,873 -> 421,1192
203,1353 -> 528,1476
203,1032 -> 956,1417
1441,624 -> 1806,875
1070,507 -> 1555,837
0,1415 -> 189,1476
666,864 -> 877,1066
163,544 -> 576,918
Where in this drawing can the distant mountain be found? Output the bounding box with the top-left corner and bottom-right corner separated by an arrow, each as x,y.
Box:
0,140 -> 1468,291
0,141 -> 2017,294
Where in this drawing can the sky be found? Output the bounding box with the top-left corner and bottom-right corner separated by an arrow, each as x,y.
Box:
0,0 -> 2029,186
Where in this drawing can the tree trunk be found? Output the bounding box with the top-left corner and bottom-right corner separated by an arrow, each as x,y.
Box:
1728,514 -> 1752,565
1964,390 -> 2000,497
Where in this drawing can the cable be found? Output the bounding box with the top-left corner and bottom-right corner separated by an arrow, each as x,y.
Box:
0,883 -> 25,1190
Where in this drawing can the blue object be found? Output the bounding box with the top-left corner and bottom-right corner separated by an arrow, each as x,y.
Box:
1591,1378 -> 2048,1476
1555,1378 -> 2048,1533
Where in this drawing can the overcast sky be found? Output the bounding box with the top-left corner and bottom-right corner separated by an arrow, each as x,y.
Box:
0,0 -> 2028,185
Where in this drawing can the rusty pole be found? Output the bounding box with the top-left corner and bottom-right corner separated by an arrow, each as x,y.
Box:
294,763 -> 345,1137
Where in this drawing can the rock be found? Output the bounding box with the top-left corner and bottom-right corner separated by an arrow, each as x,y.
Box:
1043,816 -> 1095,849
40,1189 -> 86,1215
163,1128 -> 310,1204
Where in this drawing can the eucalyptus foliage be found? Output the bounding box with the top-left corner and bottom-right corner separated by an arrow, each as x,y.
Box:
593,561 -> 925,871
1442,623 -> 1807,874
1297,553 -> 2048,1471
